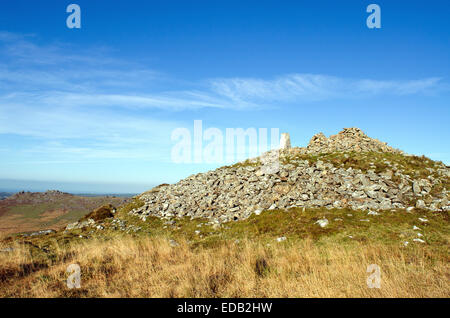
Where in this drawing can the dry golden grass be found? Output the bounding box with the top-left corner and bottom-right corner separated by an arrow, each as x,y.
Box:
0,236 -> 448,298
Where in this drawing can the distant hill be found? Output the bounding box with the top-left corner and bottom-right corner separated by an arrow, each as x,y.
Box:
0,190 -> 131,235
0,192 -> 13,201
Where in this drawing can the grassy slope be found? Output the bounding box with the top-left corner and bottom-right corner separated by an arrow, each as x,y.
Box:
0,197 -> 448,297
0,152 -> 448,297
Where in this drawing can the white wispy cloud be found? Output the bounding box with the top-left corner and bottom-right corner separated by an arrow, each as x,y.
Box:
37,92 -> 231,110
0,101 -> 180,162
1,33 -> 446,113
209,74 -> 444,104
0,32 -> 448,162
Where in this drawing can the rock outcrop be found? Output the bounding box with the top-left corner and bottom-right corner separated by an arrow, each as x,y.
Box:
129,128 -> 449,224
301,127 -> 402,155
82,204 -> 116,222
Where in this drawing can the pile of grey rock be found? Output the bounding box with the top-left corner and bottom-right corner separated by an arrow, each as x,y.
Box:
289,127 -> 403,155
129,128 -> 449,224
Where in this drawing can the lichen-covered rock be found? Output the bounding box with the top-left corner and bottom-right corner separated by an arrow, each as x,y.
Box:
66,218 -> 95,230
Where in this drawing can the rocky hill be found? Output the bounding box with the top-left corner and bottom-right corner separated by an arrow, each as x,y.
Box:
0,192 -> 13,201
2,128 -> 449,298
129,128 -> 449,224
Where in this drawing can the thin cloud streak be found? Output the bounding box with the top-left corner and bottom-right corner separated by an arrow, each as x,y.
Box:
1,33 -> 447,113
0,32 -> 448,163
209,74 -> 444,104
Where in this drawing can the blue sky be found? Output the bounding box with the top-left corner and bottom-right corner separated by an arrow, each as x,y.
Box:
0,0 -> 449,193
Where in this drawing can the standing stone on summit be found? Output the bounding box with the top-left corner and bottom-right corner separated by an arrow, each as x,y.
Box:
280,133 -> 291,149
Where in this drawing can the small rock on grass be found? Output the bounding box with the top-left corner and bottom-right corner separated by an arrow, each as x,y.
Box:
416,200 -> 426,209
315,219 -> 329,228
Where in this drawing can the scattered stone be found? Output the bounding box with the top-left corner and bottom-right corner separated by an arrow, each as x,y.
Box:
415,200 -> 426,209
412,181 -> 421,196
413,238 -> 426,243
66,218 -> 95,230
315,219 -> 329,228
276,236 -> 287,242
368,211 -> 380,216
413,226 -> 421,231
22,229 -> 56,237
418,218 -> 428,223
